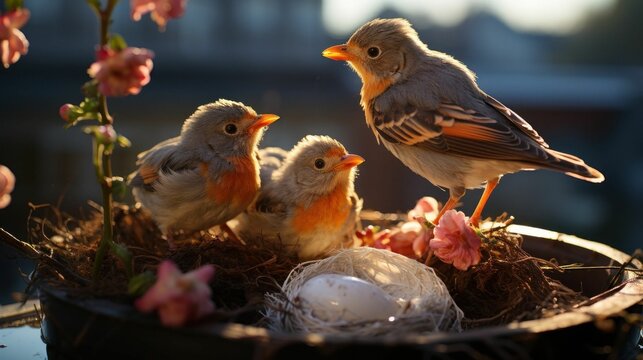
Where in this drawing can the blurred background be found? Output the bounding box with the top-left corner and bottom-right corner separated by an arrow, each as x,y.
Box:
1,0 -> 642,304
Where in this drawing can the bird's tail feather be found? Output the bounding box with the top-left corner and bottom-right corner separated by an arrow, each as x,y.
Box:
545,149 -> 605,183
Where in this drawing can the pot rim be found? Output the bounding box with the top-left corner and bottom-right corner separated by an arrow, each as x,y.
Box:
39,225 -> 643,347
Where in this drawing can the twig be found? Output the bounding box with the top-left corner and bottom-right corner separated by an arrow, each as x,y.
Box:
607,249 -> 642,289
0,228 -> 90,286
540,265 -> 643,273
463,296 -> 524,325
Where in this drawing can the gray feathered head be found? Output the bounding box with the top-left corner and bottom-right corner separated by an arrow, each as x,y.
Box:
323,18 -> 429,86
180,99 -> 279,158
274,135 -> 363,196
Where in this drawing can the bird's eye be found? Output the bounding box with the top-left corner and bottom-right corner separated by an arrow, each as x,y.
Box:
224,123 -> 238,135
314,158 -> 326,169
367,46 -> 381,58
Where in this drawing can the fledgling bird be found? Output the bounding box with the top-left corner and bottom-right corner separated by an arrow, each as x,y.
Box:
128,99 -> 279,245
322,18 -> 604,225
233,135 -> 364,260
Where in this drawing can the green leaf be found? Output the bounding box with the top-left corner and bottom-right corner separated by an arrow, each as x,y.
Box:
85,0 -> 101,12
116,135 -> 131,148
110,176 -> 127,199
76,113 -> 100,122
80,98 -> 99,113
108,34 -> 128,52
111,242 -> 131,262
82,125 -> 98,135
5,0 -> 23,11
109,242 -> 133,278
62,103 -> 100,128
82,80 -> 99,98
128,271 -> 156,297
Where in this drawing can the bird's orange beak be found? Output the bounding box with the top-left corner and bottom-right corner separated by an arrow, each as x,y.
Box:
322,44 -> 352,61
248,114 -> 280,133
333,154 -> 365,171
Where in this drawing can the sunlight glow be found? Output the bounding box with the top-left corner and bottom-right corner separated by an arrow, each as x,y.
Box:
322,0 -> 615,36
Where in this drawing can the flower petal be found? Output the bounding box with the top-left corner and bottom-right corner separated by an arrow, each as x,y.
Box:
430,210 -> 482,271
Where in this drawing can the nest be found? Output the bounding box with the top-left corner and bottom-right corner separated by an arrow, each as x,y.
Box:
20,203 -> 299,319
0,203 -> 587,332
427,225 -> 582,328
264,247 -> 463,337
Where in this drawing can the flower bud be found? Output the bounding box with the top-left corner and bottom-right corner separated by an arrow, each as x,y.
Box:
59,103 -> 75,122
95,125 -> 117,144
0,165 -> 16,209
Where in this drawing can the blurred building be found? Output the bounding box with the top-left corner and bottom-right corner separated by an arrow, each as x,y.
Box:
1,0 -> 642,304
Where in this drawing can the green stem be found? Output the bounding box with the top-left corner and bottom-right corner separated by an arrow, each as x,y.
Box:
91,140 -> 111,279
91,0 -> 119,280
92,165 -> 113,278
100,0 -> 119,46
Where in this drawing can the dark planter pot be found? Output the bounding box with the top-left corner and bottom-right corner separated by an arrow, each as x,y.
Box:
39,225 -> 643,360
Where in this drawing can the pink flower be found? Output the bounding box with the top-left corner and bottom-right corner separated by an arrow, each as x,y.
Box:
388,221 -> 420,258
360,222 -> 431,259
131,0 -> 187,31
429,210 -> 481,271
0,8 -> 30,68
408,196 -> 439,222
87,47 -> 154,97
135,260 -> 215,327
412,226 -> 432,258
356,225 -> 391,249
0,165 -> 15,209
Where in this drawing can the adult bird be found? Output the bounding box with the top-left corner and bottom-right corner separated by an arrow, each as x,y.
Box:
233,135 -> 364,259
129,99 -> 279,245
322,18 -> 604,225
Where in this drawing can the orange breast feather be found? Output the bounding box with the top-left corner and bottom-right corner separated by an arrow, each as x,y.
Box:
360,77 -> 394,106
201,157 -> 259,208
291,186 -> 351,234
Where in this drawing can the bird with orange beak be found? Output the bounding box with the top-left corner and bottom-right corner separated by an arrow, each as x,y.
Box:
233,135 -> 364,259
323,18 -> 604,226
129,99 -> 279,245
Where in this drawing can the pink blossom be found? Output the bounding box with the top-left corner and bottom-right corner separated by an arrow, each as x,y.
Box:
0,8 -> 30,68
389,221 -> 424,258
0,165 -> 15,209
87,47 -> 154,97
135,260 -> 215,327
408,196 -> 439,222
360,222 -> 431,259
429,210 -> 481,271
131,0 -> 187,31
356,225 -> 391,250
412,227 -> 432,258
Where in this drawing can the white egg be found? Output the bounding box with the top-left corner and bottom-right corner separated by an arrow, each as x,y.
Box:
296,274 -> 399,323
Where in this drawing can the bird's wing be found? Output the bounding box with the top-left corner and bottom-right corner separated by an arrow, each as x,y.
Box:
253,191 -> 287,216
257,147 -> 289,185
370,96 -> 551,163
341,194 -> 362,245
482,93 -> 548,147
128,137 -> 196,191
250,146 -> 290,214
